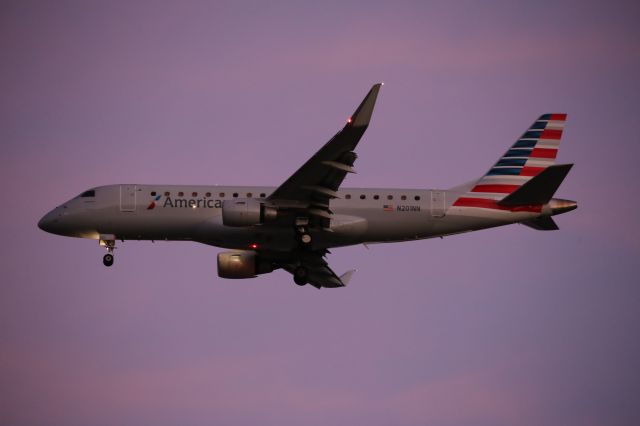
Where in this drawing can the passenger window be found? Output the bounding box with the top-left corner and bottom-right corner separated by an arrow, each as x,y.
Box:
246,193 -> 252,197
192,192 -> 198,197
164,191 -> 170,197
401,195 -> 407,200
387,195 -> 393,200
80,190 -> 95,197
151,191 -> 156,196
260,193 -> 266,198
206,192 -> 211,197
178,192 -> 184,196
233,193 -> 238,198
373,195 -> 379,200
219,192 -> 225,197
360,194 -> 366,200
345,194 -> 351,199
415,195 -> 421,201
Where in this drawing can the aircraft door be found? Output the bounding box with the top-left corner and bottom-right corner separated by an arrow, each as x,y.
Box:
120,185 -> 137,212
430,190 -> 445,218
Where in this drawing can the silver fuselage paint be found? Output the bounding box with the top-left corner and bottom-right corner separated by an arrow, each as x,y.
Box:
39,184 -> 548,251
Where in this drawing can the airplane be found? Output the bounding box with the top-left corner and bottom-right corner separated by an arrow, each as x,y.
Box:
38,83 -> 577,289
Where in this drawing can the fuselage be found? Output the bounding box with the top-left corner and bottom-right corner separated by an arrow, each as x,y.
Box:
38,183 -> 567,252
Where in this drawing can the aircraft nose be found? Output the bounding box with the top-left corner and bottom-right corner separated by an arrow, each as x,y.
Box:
38,209 -> 58,233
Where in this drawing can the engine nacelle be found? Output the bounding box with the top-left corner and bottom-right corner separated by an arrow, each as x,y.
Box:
221,198 -> 277,227
217,250 -> 274,279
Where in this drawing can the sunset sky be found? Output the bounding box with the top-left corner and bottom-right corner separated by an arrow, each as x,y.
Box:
1,1 -> 639,425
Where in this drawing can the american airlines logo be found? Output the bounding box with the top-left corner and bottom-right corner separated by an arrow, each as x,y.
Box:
147,194 -> 162,210
148,194 -> 222,210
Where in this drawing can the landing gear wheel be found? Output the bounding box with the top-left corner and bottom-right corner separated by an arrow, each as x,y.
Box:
293,266 -> 308,286
103,253 -> 114,267
300,233 -> 312,245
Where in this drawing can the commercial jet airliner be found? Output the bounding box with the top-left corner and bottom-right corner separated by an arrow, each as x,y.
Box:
38,84 -> 577,288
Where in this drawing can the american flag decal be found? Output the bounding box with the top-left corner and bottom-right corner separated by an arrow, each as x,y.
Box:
383,204 -> 394,211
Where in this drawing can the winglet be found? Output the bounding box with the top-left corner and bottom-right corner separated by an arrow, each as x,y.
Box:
349,83 -> 382,127
339,269 -> 356,286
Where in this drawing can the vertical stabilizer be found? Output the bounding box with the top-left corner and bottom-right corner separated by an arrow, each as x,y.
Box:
453,114 -> 567,210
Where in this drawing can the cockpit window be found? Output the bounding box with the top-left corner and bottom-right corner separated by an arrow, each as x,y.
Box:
80,190 -> 95,198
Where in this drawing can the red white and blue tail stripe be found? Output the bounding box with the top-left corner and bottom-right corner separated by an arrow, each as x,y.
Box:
454,114 -> 567,211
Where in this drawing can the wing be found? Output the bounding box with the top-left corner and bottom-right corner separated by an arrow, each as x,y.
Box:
281,250 -> 356,289
267,84 -> 382,222
263,85 -> 380,288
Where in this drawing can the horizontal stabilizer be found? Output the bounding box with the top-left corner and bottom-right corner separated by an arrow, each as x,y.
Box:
522,216 -> 559,231
498,164 -> 573,206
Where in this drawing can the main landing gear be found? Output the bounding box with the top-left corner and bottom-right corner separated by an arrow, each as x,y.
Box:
99,236 -> 116,267
293,217 -> 312,286
295,217 -> 312,247
299,231 -> 312,245
293,266 -> 308,286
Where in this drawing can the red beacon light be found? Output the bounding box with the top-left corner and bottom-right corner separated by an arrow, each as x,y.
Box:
250,243 -> 258,249
347,117 -> 352,124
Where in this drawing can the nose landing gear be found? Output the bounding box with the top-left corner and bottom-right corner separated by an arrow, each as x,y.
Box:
99,235 -> 116,267
103,253 -> 114,267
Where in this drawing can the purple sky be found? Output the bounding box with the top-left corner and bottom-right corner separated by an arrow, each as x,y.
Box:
2,1 -> 639,425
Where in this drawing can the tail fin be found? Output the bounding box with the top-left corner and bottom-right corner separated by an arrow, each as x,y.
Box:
453,114 -> 567,208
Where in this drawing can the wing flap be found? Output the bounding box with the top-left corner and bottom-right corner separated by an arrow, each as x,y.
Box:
339,269 -> 356,286
307,266 -> 346,289
282,251 -> 353,289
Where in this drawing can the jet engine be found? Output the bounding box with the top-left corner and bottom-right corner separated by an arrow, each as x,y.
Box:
221,199 -> 277,227
217,250 -> 274,279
